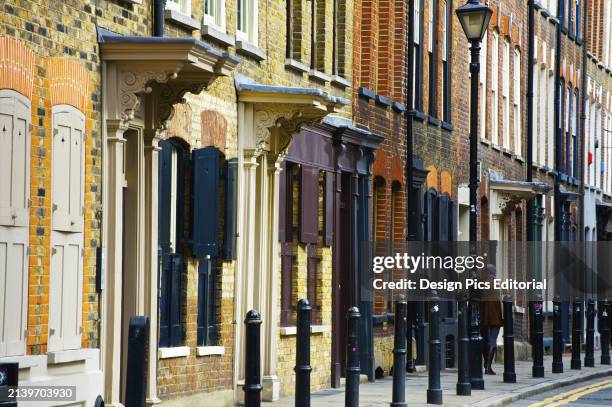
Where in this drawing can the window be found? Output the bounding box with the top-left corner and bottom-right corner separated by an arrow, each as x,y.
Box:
539,66 -> 548,165
564,84 -> 571,174
204,0 -> 226,30
573,91 -> 579,178
491,31 -> 499,144
502,39 -> 510,149
533,61 -> 539,161
442,0 -> 451,123
479,31 -> 488,140
312,0 -> 326,71
428,0 -> 438,117
237,0 -> 258,45
584,99 -> 590,180
49,105 -> 85,352
548,71 -> 555,168
332,0 -> 347,77
414,0 -> 424,111
0,89 -> 31,357
513,49 -> 521,155
166,0 -> 191,16
576,0 -> 581,40
568,0 -> 573,35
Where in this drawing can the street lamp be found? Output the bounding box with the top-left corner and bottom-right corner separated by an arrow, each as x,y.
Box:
456,0 -> 492,392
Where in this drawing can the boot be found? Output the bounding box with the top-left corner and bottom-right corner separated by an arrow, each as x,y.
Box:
485,347 -> 496,375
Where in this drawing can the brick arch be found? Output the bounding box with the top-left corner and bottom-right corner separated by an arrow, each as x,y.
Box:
166,103 -> 193,145
390,155 -> 403,184
0,36 -> 35,99
440,170 -> 452,195
372,149 -> 388,178
200,110 -> 227,151
426,165 -> 438,191
48,58 -> 90,112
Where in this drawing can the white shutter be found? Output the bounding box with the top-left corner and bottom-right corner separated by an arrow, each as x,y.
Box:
48,236 -> 83,351
52,106 -> 85,233
0,90 -> 31,227
0,90 -> 31,357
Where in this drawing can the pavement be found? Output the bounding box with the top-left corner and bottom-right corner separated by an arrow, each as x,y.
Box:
274,352 -> 612,406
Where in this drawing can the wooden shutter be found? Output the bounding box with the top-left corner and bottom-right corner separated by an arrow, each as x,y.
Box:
0,90 -> 31,227
52,106 -> 85,233
158,252 -> 171,347
278,161 -> 287,242
197,256 -> 219,346
158,141 -> 173,254
223,159 -> 238,260
323,171 -> 334,246
169,255 -> 183,347
48,237 -> 83,351
299,165 -> 319,244
192,147 -> 220,257
437,194 -> 450,241
0,90 -> 30,357
424,189 -> 436,241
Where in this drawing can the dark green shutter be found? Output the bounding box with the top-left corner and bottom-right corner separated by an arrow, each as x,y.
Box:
192,147 -> 220,257
223,158 -> 238,260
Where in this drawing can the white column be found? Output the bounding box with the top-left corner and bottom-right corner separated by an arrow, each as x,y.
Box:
102,123 -> 126,407
143,130 -> 162,405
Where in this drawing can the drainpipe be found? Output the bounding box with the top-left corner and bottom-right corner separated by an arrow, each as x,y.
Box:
153,0 -> 166,37
554,4 -> 563,242
527,0 -> 535,241
406,0 -> 417,241
579,0 -> 588,244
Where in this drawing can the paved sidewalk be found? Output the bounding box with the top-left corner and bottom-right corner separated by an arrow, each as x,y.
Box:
275,352 -> 612,406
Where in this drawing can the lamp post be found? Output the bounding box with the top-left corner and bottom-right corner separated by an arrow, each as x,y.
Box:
456,0 -> 492,391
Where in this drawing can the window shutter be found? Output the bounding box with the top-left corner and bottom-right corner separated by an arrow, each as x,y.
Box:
437,194 -> 450,241
324,171 -> 334,246
158,141 -> 173,253
192,147 -> 220,257
223,158 -> 238,260
299,165 -> 319,244
449,199 -> 457,241
0,236 -> 28,356
0,91 -> 30,227
158,252 -> 171,348
169,254 -> 183,347
197,257 -> 219,346
424,189 -> 436,241
52,107 -> 85,233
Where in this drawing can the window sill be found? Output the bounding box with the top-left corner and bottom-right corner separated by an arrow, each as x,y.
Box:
196,346 -> 225,356
285,58 -> 310,73
441,121 -> 453,131
427,115 -> 441,126
331,75 -> 351,89
0,354 -> 42,368
47,348 -> 97,365
280,325 -> 330,336
514,155 -> 524,163
158,346 -> 190,359
392,102 -> 406,112
309,69 -> 331,83
413,110 -> 427,122
358,87 -> 375,101
502,147 -> 513,157
201,23 -> 234,47
236,40 -> 266,61
492,143 -> 502,152
375,94 -> 392,107
480,137 -> 491,146
164,10 -> 199,31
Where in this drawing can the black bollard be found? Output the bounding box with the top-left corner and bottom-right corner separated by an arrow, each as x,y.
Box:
345,307 -> 361,407
391,295 -> 407,407
502,295 -> 516,383
532,299 -> 545,377
244,310 -> 262,407
600,300 -> 610,365
552,297 -> 564,373
0,362 -> 18,407
468,299 -> 484,390
406,301 -> 415,373
125,316 -> 150,407
295,299 -> 312,407
584,299 -> 595,367
570,300 -> 583,370
427,297 -> 443,405
456,292 -> 471,396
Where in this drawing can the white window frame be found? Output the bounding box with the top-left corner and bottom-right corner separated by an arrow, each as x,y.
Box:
237,0 -> 259,45
548,70 -> 555,168
204,0 -> 226,31
491,31 -> 499,144
533,63 -> 539,162
502,39 -> 510,149
166,0 -> 192,16
415,1 -> 421,45
428,0 -> 434,53
513,48 -> 521,155
479,31 -> 488,140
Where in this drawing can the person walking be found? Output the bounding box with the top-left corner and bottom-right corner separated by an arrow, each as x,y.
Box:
480,264 -> 503,375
